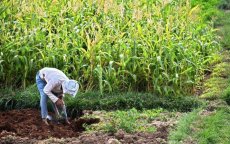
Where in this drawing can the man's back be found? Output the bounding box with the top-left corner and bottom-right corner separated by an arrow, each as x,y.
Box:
39,67 -> 69,83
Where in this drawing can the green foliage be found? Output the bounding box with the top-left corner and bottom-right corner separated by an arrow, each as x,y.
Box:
87,108 -> 162,133
0,87 -> 15,110
0,0 -> 220,96
169,107 -> 230,144
191,0 -> 221,21
199,51 -> 230,100
200,0 -> 230,101
219,0 -> 230,10
215,12 -> 230,49
221,25 -> 230,49
200,77 -> 229,100
222,85 -> 230,105
0,85 -> 54,110
0,85 -> 38,110
212,62 -> 230,78
168,1 -> 230,143
0,87 -> 203,115
66,92 -> 203,118
14,84 -> 40,108
195,109 -> 230,144
168,108 -> 201,144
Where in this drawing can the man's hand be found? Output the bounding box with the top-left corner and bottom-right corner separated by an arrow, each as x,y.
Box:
55,99 -> 64,107
57,94 -> 64,99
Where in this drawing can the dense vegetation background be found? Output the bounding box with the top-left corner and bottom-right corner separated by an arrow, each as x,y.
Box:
0,0 -> 220,96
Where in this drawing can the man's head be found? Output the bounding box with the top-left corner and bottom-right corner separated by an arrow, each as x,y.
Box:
62,80 -> 79,97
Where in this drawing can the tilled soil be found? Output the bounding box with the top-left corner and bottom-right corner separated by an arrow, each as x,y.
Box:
0,109 -> 99,139
0,109 -> 170,144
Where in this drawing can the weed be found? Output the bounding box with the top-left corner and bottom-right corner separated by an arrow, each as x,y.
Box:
86,108 -> 162,133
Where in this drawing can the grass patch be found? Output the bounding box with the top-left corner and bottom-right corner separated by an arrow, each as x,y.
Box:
220,50 -> 230,62
212,62 -> 230,77
84,108 -> 162,133
169,104 -> 230,144
222,85 -> 230,105
194,108 -> 230,144
215,11 -> 230,49
200,77 -> 229,100
215,11 -> 230,27
199,51 -> 230,100
219,0 -> 230,10
221,24 -> 230,49
168,108 -> 201,144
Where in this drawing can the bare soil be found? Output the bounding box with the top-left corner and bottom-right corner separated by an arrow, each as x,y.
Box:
0,109 -> 99,139
0,109 -> 170,144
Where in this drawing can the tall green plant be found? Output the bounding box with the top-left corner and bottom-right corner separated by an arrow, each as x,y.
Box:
0,0 -> 220,95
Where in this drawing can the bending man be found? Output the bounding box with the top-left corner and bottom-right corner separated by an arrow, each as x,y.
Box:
36,67 -> 79,125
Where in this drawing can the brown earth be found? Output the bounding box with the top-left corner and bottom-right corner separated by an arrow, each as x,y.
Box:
0,109 -> 99,139
0,109 -> 170,144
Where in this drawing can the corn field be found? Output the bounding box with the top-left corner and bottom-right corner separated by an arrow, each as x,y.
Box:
0,0 -> 220,95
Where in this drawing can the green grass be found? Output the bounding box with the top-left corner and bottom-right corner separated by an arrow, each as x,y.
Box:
215,11 -> 230,27
222,85 -> 230,105
221,25 -> 230,49
199,50 -> 230,100
215,12 -> 230,49
84,108 -> 162,133
219,0 -> 230,10
212,62 -> 230,77
200,77 -> 229,100
191,0 -> 221,20
168,108 -> 201,144
169,106 -> 230,144
194,108 -> 230,144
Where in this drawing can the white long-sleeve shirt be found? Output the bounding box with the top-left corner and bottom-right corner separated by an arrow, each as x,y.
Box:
39,67 -> 69,103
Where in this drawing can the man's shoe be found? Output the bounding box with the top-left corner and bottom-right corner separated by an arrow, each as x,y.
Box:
65,119 -> 71,125
42,118 -> 49,125
46,115 -> 53,121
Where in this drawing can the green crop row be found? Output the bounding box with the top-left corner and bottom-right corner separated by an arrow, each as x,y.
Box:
0,85 -> 204,117
0,0 -> 220,96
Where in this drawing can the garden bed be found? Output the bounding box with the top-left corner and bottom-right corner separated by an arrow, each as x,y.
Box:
0,108 -> 171,144
0,109 -> 99,139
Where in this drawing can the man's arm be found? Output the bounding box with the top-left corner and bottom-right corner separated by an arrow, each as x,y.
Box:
43,80 -> 59,103
57,93 -> 64,99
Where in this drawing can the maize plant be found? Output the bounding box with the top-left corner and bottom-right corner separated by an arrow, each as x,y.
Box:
0,0 -> 220,95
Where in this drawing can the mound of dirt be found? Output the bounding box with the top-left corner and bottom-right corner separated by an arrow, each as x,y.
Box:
0,109 -> 99,139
